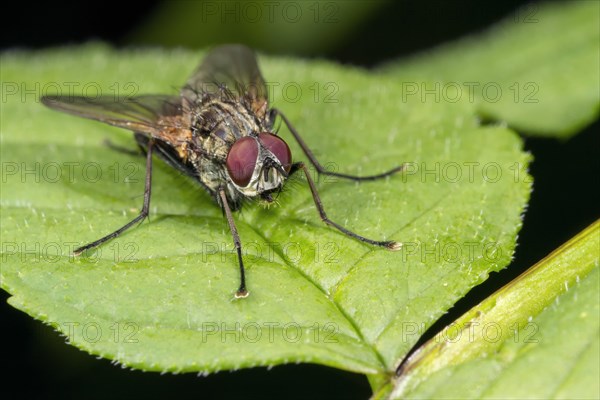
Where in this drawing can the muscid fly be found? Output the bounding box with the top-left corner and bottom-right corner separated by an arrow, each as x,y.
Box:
41,45 -> 403,298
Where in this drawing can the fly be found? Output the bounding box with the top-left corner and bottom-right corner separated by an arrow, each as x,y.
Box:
41,44 -> 403,298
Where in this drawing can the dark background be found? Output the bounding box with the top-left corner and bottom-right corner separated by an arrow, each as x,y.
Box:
1,1 -> 598,398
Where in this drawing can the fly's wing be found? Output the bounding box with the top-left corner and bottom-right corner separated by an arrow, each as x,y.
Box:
41,95 -> 183,137
182,44 -> 269,119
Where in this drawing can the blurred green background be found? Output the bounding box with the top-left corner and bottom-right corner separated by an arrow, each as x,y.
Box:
2,0 -> 537,66
2,1 -> 597,399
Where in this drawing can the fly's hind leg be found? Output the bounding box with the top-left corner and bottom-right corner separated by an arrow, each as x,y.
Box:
271,108 -> 402,250
73,139 -> 155,255
289,162 -> 401,251
271,108 -> 404,181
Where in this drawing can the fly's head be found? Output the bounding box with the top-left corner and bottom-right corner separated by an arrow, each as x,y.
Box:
226,132 -> 292,201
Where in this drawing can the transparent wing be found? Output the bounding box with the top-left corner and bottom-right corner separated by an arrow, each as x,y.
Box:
41,95 -> 183,136
183,44 -> 268,117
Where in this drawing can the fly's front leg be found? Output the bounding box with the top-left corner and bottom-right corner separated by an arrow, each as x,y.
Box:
271,108 -> 404,181
218,188 -> 249,298
73,139 -> 155,255
289,162 -> 401,251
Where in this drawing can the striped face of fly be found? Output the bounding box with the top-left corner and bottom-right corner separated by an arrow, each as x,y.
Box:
226,133 -> 292,200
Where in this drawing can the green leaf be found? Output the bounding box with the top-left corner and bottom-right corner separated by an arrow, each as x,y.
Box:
380,1 -> 600,138
0,44 -> 529,376
391,220 -> 600,399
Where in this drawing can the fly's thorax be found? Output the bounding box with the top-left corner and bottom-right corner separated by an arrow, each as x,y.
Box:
191,96 -> 264,139
190,95 -> 268,161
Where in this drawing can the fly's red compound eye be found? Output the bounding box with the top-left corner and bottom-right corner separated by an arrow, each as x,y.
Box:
226,136 -> 258,187
259,133 -> 292,173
